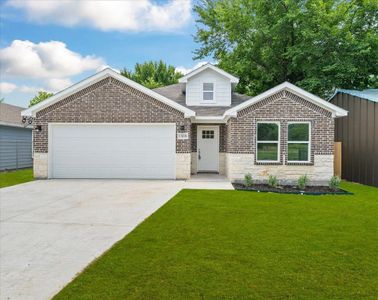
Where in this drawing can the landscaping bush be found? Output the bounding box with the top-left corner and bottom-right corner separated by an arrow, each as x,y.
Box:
329,176 -> 341,190
297,175 -> 309,190
244,173 -> 253,187
268,175 -> 278,188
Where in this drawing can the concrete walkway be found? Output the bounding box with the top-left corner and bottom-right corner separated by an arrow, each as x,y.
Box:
0,178 -> 233,300
185,174 -> 234,190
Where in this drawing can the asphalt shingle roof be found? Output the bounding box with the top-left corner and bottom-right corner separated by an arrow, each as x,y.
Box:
153,83 -> 250,116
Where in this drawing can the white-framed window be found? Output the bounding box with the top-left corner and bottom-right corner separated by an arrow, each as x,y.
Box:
287,121 -> 311,163
256,121 -> 280,162
203,82 -> 214,101
202,130 -> 214,139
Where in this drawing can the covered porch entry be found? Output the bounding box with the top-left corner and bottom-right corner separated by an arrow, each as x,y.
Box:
191,124 -> 226,175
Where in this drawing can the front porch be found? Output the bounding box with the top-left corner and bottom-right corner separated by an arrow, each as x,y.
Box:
190,124 -> 226,176
185,173 -> 233,190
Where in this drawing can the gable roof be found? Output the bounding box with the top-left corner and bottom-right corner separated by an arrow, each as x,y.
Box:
153,83 -> 250,116
0,103 -> 31,128
178,63 -> 239,83
225,82 -> 348,118
21,68 -> 196,118
330,89 -> 378,103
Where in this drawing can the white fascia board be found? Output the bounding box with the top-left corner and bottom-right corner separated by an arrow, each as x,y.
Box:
22,68 -> 195,118
224,82 -> 348,118
191,116 -> 227,124
178,63 -> 239,83
0,121 -> 33,129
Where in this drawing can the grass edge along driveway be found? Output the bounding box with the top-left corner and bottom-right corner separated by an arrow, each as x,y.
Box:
54,181 -> 378,299
0,168 -> 33,188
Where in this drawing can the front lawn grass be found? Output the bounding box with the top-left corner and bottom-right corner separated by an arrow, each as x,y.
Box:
0,168 -> 33,188
54,182 -> 378,299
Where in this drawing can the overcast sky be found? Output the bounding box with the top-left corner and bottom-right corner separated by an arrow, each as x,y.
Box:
0,0 -> 209,107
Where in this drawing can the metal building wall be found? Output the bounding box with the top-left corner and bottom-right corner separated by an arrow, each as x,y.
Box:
331,93 -> 378,187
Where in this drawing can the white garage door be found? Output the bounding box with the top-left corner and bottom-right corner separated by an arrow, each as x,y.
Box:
50,124 -> 176,179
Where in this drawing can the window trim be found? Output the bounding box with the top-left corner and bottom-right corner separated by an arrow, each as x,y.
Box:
287,121 -> 311,163
202,82 -> 215,102
256,121 -> 281,163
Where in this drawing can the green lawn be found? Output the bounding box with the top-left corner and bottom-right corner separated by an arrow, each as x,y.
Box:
0,168 -> 34,188
54,182 -> 378,299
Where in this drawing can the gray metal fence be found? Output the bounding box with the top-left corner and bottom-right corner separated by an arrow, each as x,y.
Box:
0,126 -> 33,171
0,140 -> 32,170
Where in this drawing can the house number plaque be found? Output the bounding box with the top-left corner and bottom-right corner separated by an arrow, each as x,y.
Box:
177,132 -> 189,140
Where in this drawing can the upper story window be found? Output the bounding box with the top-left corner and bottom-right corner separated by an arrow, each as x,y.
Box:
256,122 -> 280,162
287,122 -> 311,162
203,83 -> 214,101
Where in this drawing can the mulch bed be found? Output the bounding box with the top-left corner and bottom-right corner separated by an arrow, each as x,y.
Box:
232,183 -> 352,195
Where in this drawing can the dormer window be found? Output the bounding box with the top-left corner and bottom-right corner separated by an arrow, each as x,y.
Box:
203,83 -> 214,101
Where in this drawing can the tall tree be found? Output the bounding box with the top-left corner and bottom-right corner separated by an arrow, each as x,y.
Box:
29,91 -> 53,107
121,60 -> 183,89
194,0 -> 378,98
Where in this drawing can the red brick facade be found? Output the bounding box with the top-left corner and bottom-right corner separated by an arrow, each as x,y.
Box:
225,90 -> 334,165
33,77 -> 334,168
34,77 -> 191,153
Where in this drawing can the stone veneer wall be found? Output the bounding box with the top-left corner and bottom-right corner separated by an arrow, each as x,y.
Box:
191,152 -> 226,175
191,152 -> 197,174
33,76 -> 191,179
219,152 -> 226,175
176,153 -> 191,179
226,153 -> 333,185
225,90 -> 335,184
33,153 -> 48,178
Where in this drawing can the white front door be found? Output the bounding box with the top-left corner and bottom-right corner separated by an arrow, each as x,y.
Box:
197,126 -> 219,172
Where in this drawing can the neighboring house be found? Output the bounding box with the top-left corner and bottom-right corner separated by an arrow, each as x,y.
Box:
329,89 -> 378,187
21,64 -> 347,184
0,103 -> 33,170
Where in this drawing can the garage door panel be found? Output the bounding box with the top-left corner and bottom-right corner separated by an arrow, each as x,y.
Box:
54,126 -> 175,138
53,138 -> 174,151
53,158 -> 174,168
50,124 -> 176,179
52,167 -> 174,179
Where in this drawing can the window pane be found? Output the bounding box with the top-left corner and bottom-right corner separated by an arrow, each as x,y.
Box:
257,143 -> 278,161
257,123 -> 278,141
203,83 -> 214,91
202,130 -> 214,139
288,123 -> 309,141
203,91 -> 214,100
288,143 -> 309,161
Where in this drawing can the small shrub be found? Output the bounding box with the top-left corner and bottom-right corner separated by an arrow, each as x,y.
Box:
268,175 -> 278,188
329,176 -> 341,190
297,175 -> 309,190
244,173 -> 253,187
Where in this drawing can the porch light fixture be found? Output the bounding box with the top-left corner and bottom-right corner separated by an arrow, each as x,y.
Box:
34,125 -> 42,132
179,125 -> 186,131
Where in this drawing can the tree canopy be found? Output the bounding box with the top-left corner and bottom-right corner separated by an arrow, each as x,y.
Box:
121,60 -> 183,89
194,0 -> 378,98
29,91 -> 53,107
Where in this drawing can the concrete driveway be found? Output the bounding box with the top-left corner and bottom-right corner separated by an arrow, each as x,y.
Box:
0,179 -> 185,300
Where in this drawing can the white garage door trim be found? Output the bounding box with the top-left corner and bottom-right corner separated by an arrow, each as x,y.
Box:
48,123 -> 176,179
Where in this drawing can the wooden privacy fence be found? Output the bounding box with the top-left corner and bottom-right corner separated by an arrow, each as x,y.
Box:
334,142 -> 342,177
